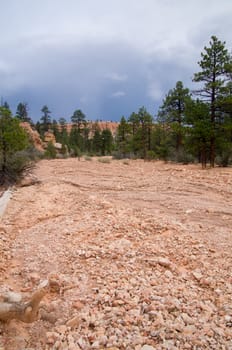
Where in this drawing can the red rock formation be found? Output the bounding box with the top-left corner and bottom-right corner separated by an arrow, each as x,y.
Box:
20,122 -> 44,152
58,121 -> 119,137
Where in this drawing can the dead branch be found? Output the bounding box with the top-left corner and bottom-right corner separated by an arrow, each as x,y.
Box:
0,280 -> 49,323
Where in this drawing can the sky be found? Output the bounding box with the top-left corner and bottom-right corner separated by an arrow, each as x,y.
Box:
0,0 -> 231,122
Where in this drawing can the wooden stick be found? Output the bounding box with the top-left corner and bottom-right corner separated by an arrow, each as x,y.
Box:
0,280 -> 49,323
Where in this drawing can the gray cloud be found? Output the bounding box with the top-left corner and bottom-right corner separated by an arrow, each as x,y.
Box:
0,0 -> 231,121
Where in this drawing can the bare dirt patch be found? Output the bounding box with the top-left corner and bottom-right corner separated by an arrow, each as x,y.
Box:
0,159 -> 232,349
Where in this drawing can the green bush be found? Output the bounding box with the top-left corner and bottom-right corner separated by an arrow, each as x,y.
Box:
0,149 -> 36,184
44,141 -> 57,159
0,108 -> 35,185
98,157 -> 111,164
146,150 -> 157,161
70,146 -> 81,158
215,152 -> 232,167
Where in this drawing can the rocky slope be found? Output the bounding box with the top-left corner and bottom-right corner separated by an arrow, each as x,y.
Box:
0,159 -> 231,349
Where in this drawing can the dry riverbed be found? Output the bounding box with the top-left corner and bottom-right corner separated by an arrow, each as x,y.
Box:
0,158 -> 231,349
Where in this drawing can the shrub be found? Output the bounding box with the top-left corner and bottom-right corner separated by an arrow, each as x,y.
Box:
146,150 -> 157,161
98,157 -> 111,164
112,151 -> 136,160
0,109 -> 35,185
70,146 -> 81,158
44,141 -> 57,159
215,152 -> 232,167
0,149 -> 36,184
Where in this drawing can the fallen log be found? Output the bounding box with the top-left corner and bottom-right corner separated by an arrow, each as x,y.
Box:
0,280 -> 49,323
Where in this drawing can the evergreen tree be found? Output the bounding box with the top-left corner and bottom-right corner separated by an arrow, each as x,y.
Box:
69,127 -> 83,153
193,35 -> 232,166
16,102 -> 32,124
128,112 -> 140,136
116,116 -> 131,157
56,118 -> 69,146
70,109 -> 88,152
101,129 -> 113,155
92,128 -> 102,155
185,100 -> 211,168
51,119 -> 59,140
0,107 -> 29,184
137,106 -> 153,159
150,124 -> 170,161
40,105 -> 51,133
2,101 -> 10,110
71,109 -> 86,130
158,81 -> 191,153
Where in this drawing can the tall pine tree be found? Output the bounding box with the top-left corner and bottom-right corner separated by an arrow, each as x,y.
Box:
193,36 -> 232,167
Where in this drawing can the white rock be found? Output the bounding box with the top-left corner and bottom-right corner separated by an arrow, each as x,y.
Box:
157,257 -> 172,268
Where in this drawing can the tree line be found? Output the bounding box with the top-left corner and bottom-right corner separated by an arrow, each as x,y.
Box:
34,36 -> 232,166
35,107 -> 114,157
116,36 -> 232,167
1,35 -> 232,184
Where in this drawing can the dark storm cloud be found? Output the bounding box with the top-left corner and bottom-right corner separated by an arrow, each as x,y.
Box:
0,0 -> 231,121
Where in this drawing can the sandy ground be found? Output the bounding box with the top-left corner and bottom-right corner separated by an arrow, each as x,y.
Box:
0,158 -> 231,350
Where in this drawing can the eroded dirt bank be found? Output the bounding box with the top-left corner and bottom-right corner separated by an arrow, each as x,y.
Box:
0,159 -> 231,349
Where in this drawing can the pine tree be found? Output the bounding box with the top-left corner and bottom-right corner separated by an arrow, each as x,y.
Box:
40,105 -> 51,133
137,106 -> 153,159
193,36 -> 232,166
0,107 -> 29,184
116,116 -> 131,157
16,102 -> 32,124
158,81 -> 191,153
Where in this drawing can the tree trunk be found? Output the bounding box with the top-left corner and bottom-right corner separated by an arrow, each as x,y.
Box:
201,146 -> 207,169
0,280 -> 49,323
210,73 -> 216,167
210,135 -> 215,167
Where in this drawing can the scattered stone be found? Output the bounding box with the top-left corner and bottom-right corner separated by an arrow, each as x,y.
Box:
1,159 -> 231,350
66,316 -> 80,328
156,257 -> 172,268
192,270 -> 203,281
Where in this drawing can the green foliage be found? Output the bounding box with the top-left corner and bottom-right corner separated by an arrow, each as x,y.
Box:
116,116 -> 131,157
158,81 -> 192,152
184,99 -> 211,167
15,102 -> 32,124
71,109 -> 86,129
70,145 -> 81,158
116,107 -> 153,159
10,35 -> 231,168
2,101 -> 10,110
40,105 -> 51,133
0,107 -> 32,184
101,129 -> 113,155
60,142 -> 67,155
44,141 -> 57,159
146,150 -> 157,160
5,150 -> 34,180
215,151 -> 232,167
92,128 -> 102,154
193,36 -> 232,166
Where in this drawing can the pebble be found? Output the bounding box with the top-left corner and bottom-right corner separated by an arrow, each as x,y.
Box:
0,159 -> 231,350
156,257 -> 172,268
